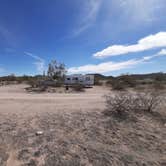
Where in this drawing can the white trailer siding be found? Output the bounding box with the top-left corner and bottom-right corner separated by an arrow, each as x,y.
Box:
65,74 -> 94,86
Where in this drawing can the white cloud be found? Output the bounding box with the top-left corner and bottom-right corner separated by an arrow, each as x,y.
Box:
143,49 -> 166,60
73,0 -> 101,36
24,52 -> 46,73
69,49 -> 166,74
94,32 -> 166,58
119,0 -> 164,23
68,59 -> 142,74
24,52 -> 44,62
158,49 -> 166,55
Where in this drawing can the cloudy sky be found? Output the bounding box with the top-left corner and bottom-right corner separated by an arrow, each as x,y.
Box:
0,0 -> 166,76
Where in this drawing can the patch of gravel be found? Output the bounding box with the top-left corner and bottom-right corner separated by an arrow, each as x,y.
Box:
0,111 -> 165,166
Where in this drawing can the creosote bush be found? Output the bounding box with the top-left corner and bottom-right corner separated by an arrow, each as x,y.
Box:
135,92 -> 162,113
105,91 -> 163,118
109,75 -> 137,90
105,92 -> 134,116
110,79 -> 126,91
153,81 -> 165,90
27,79 -> 39,88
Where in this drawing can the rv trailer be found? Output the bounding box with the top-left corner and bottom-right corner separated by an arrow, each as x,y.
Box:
65,74 -> 94,87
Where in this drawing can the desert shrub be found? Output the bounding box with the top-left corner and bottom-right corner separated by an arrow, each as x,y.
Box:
94,74 -> 106,86
106,80 -> 112,86
155,73 -> 166,82
135,92 -> 162,113
72,84 -> 85,92
38,86 -> 47,92
55,81 -> 64,87
105,91 -> 163,118
16,79 -> 23,84
56,78 -> 64,87
105,92 -> 134,116
43,81 -> 63,87
17,75 -> 34,83
27,79 -> 39,88
110,79 -> 126,90
94,76 -> 102,85
153,81 -> 165,90
94,79 -> 102,86
109,75 -> 137,90
119,75 -> 137,87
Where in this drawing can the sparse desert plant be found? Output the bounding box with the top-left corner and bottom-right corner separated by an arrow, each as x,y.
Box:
55,80 -> 64,87
94,79 -> 102,86
110,79 -> 126,90
110,76 -> 137,90
47,60 -> 66,79
27,79 -> 38,88
72,83 -> 85,92
105,92 -> 134,116
153,81 -> 165,90
134,91 -> 163,113
119,74 -> 137,88
94,74 -> 107,86
105,91 -> 163,118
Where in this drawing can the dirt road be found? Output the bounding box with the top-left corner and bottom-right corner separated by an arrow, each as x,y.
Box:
0,84 -> 108,116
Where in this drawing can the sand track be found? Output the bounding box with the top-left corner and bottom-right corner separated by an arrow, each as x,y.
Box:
0,84 -> 108,116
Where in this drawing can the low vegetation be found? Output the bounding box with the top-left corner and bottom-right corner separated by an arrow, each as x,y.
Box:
72,83 -> 85,92
105,90 -> 163,118
100,72 -> 165,90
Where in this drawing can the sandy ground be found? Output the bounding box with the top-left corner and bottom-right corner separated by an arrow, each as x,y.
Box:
0,84 -> 107,116
0,84 -> 166,166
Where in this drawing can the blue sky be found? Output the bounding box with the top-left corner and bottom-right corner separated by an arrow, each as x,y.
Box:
0,0 -> 166,76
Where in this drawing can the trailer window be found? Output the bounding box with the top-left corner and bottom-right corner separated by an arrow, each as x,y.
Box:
86,77 -> 90,81
72,77 -> 78,80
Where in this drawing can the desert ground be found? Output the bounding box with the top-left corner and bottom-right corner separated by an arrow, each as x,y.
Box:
0,84 -> 166,166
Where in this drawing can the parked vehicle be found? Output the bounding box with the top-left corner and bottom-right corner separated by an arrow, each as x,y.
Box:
65,74 -> 94,87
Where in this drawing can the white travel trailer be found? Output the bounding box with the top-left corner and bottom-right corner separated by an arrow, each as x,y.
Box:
65,74 -> 94,86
